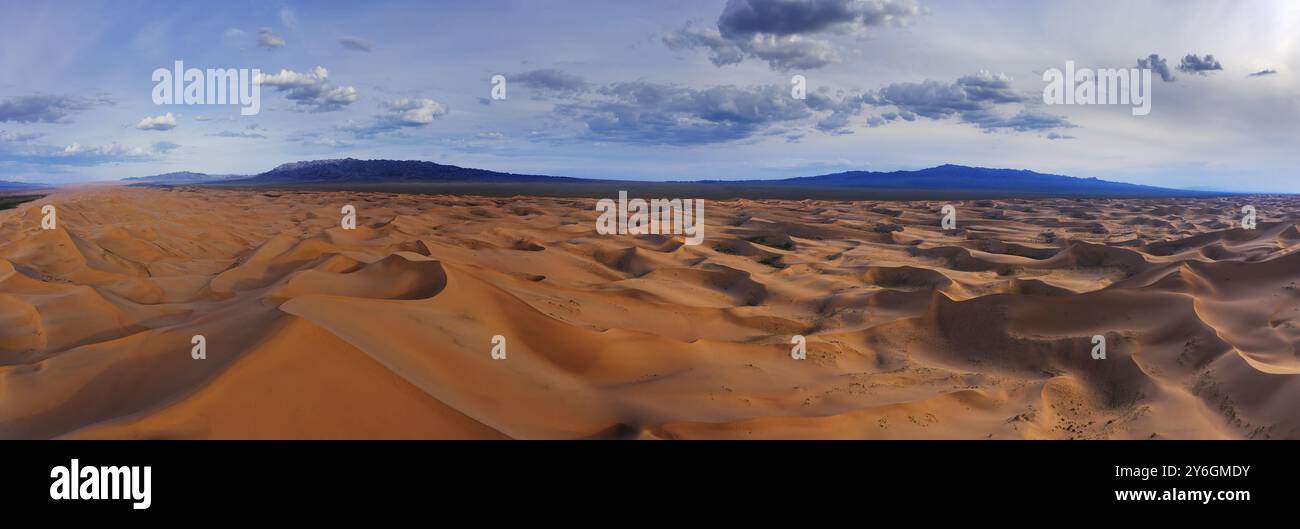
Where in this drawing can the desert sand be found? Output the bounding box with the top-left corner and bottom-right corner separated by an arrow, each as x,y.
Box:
2,186 -> 1298,439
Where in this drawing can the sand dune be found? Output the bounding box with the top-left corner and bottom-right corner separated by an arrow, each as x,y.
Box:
2,187 -> 1298,439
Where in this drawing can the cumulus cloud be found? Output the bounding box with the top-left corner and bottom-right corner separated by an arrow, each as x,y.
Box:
516,67 -> 1065,144
342,97 -> 449,138
964,109 -> 1074,132
0,95 -> 108,123
255,67 -> 359,112
863,71 -> 1073,133
46,141 -> 173,165
62,142 -> 150,157
1137,54 -> 1175,82
339,36 -> 373,52
805,88 -> 869,133
664,0 -> 922,71
1178,53 -> 1223,75
552,81 -> 811,145
257,27 -> 286,49
2,131 -> 168,165
135,112 -> 177,131
664,25 -> 839,70
380,98 -> 448,125
512,69 -> 591,96
717,0 -> 922,37
870,71 -> 1020,117
1248,68 -> 1278,77
500,63 -> 1074,144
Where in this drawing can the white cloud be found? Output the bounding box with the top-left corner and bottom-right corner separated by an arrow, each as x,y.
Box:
135,112 -> 177,131
62,142 -> 152,157
382,98 -> 448,125
255,67 -> 359,112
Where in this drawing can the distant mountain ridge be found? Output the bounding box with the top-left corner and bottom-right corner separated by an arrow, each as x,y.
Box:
693,164 -> 1199,196
0,180 -> 52,190
128,158 -> 1224,198
228,158 -> 582,184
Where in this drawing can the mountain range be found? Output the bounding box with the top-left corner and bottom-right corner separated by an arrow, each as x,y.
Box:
121,158 -> 1224,198
694,164 -> 1188,195
0,180 -> 52,190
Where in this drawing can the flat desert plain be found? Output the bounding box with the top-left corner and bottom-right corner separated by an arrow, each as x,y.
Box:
2,187 -> 1299,439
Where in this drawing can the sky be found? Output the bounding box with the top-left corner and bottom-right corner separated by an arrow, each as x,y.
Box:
0,0 -> 1297,191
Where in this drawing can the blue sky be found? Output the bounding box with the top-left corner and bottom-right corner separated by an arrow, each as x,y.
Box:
1,0 -> 1297,191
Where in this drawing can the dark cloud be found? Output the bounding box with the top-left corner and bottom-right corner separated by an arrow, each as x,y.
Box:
665,0 -> 922,71
0,95 -> 109,124
822,72 -> 1022,130
663,25 -> 839,71
512,69 -> 591,96
338,36 -> 373,52
1178,53 -> 1222,75
257,27 -> 286,49
717,0 -> 922,38
871,71 -> 1023,119
1137,54 -> 1175,82
963,109 -> 1074,132
865,71 -> 1072,133
805,88 -> 868,133
866,110 -> 915,127
953,72 -> 1022,103
1046,132 -> 1075,140
151,141 -> 181,153
554,81 -> 811,145
1248,68 -> 1277,77
526,68 -> 1065,144
663,26 -> 747,66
